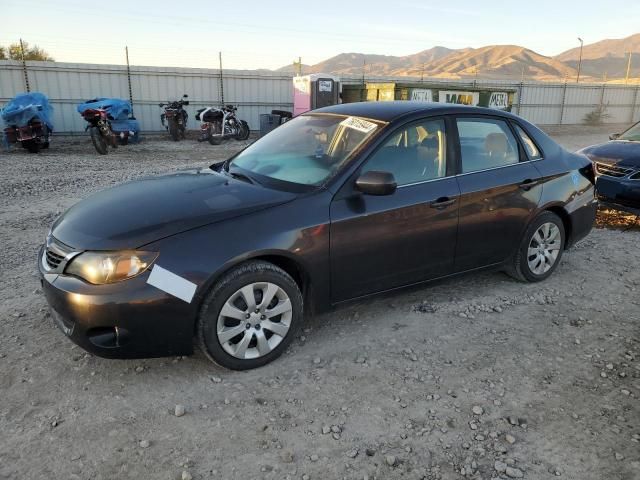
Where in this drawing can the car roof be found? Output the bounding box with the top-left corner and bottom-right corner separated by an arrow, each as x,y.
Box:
310,101 -> 517,123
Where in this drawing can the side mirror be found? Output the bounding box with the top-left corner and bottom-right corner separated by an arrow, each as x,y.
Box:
609,133 -> 620,140
355,170 -> 397,196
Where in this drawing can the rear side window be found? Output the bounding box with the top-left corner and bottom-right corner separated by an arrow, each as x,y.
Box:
514,124 -> 542,160
456,118 -> 520,173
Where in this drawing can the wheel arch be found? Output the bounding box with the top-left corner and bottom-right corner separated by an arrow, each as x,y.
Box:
193,250 -> 314,333
540,203 -> 573,249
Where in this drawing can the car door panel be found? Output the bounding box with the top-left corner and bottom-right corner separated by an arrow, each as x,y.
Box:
330,178 -> 460,302
454,163 -> 542,272
453,117 -> 543,272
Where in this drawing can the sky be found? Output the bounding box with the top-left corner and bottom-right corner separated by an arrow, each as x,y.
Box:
1,0 -> 638,70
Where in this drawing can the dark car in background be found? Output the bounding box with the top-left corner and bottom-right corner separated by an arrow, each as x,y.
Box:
39,102 -> 597,370
578,121 -> 640,214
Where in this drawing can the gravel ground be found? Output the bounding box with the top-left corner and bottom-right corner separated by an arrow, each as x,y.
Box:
0,127 -> 638,480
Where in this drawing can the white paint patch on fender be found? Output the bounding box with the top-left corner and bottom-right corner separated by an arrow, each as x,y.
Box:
147,265 -> 197,303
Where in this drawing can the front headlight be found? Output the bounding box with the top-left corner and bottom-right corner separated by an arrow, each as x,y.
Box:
65,251 -> 158,284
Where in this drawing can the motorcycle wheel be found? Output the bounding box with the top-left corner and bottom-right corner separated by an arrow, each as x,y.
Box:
168,119 -> 180,141
90,127 -> 109,155
208,122 -> 222,145
235,120 -> 250,140
23,140 -> 40,154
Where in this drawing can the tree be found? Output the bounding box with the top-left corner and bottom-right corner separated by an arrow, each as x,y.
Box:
4,41 -> 54,61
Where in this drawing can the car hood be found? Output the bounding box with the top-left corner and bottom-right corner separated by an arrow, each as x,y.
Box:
51,168 -> 297,250
578,141 -> 640,168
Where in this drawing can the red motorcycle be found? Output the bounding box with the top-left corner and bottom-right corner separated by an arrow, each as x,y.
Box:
78,98 -> 139,155
2,92 -> 53,153
4,119 -> 51,153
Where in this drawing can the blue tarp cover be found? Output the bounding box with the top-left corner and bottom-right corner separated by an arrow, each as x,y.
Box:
77,98 -> 132,121
1,92 -> 54,130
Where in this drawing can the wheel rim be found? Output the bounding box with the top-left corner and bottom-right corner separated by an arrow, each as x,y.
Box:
527,222 -> 561,275
216,282 -> 292,360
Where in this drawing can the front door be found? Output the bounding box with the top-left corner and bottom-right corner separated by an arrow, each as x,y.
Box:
453,116 -> 543,271
330,117 -> 460,302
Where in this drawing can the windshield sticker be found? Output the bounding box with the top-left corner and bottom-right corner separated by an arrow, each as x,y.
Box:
340,116 -> 378,134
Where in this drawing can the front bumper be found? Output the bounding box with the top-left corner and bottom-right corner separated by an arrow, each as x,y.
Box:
38,247 -> 197,359
595,176 -> 640,213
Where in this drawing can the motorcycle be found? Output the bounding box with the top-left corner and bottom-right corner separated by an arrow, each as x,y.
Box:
160,94 -> 189,141
195,104 -> 250,145
77,98 -> 140,155
1,92 -> 53,153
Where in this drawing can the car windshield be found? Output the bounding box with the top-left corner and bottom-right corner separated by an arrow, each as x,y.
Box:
229,114 -> 382,186
619,122 -> 640,142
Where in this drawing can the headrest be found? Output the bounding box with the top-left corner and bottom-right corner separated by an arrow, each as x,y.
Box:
485,133 -> 508,156
420,136 -> 438,149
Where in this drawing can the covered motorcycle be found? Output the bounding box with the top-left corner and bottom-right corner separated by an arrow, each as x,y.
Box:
1,92 -> 53,153
77,98 -> 140,155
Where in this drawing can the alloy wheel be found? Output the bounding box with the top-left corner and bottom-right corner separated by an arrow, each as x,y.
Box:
216,282 -> 292,360
527,222 -> 561,275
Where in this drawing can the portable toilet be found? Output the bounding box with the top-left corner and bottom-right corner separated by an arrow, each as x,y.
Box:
293,73 -> 340,117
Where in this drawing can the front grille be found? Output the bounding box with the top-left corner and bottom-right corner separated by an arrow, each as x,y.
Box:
45,249 -> 65,269
594,162 -> 634,178
43,236 -> 75,272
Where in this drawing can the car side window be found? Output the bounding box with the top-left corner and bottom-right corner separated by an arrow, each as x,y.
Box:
361,118 -> 447,186
513,124 -> 542,160
456,118 -> 520,173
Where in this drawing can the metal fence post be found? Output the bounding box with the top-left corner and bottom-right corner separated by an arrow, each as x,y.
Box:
559,79 -> 568,124
631,85 -> 640,122
19,38 -> 30,93
125,46 -> 134,118
516,81 -> 524,115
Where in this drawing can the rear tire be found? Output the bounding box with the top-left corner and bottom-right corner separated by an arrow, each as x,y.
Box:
208,121 -> 222,145
23,139 -> 40,153
508,211 -> 565,282
168,119 -> 180,141
197,261 -> 304,370
90,127 -> 108,155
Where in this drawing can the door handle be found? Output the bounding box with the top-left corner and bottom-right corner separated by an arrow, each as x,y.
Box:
430,197 -> 456,209
518,179 -> 540,191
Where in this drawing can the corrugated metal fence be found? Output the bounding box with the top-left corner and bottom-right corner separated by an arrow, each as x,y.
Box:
1,60 -> 639,133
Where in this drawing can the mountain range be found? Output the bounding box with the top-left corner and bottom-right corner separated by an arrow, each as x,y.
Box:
278,33 -> 640,81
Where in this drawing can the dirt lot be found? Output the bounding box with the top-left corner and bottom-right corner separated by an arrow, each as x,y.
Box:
0,127 -> 638,480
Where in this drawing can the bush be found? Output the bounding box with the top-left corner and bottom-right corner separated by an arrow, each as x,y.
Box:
583,104 -> 610,126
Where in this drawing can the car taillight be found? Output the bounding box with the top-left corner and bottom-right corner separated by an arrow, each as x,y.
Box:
580,163 -> 595,185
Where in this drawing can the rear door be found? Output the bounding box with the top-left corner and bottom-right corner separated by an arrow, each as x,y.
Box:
330,117 -> 460,302
453,116 -> 542,272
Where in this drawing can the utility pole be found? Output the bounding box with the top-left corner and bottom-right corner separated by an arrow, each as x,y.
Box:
219,51 -> 224,106
420,62 -> 425,82
362,57 -> 366,85
625,51 -> 633,85
297,56 -> 302,76
576,37 -> 584,83
19,38 -> 30,92
125,46 -> 134,118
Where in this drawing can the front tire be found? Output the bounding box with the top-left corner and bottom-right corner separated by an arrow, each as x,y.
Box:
197,261 -> 303,370
234,120 -> 250,140
509,211 -> 565,282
